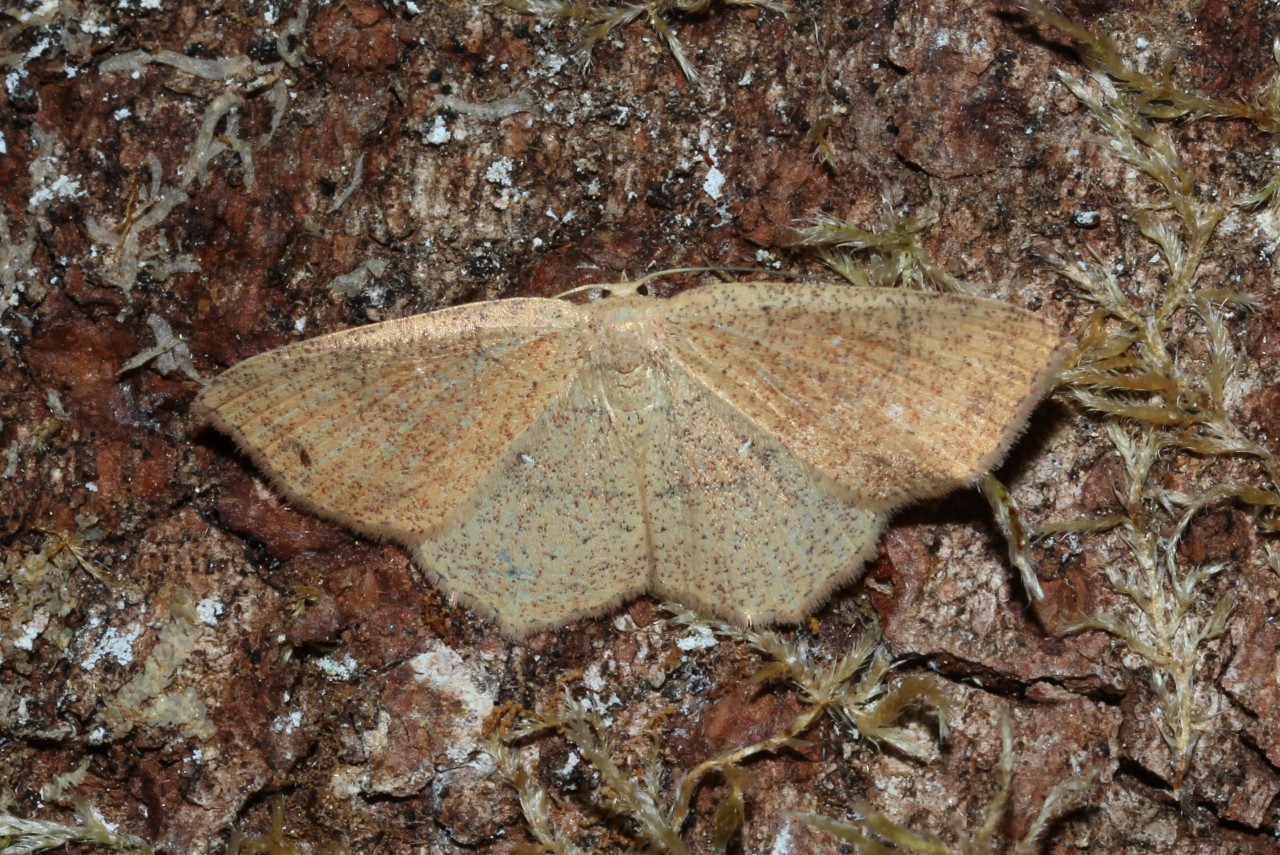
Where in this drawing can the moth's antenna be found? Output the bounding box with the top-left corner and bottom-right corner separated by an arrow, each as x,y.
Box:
553,265 -> 808,300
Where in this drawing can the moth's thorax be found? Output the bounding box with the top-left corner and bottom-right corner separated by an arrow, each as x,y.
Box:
583,296 -> 666,413
584,296 -> 664,375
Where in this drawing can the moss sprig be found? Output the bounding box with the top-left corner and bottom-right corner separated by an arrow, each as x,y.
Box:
0,801 -> 153,855
1057,427 -> 1237,798
791,211 -> 979,294
488,611 -> 944,852
1025,7 -> 1280,803
501,0 -> 789,86
797,714 -> 1096,855
1023,0 -> 1280,131
669,609 -> 949,759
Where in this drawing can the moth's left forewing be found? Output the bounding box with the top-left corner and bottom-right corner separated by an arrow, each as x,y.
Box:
195,298 -> 592,544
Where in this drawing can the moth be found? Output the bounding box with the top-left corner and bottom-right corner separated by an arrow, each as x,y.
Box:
197,281 -> 1065,636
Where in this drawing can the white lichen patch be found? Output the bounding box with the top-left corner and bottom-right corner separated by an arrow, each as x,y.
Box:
96,591 -> 214,741
28,173 -> 84,208
195,597 -> 224,626
81,623 -> 143,670
271,709 -> 304,735
676,623 -> 717,651
702,163 -> 725,201
26,126 -> 86,206
13,610 -> 47,651
2,528 -> 90,662
768,820 -> 796,855
408,640 -> 494,765
423,115 -> 451,146
484,156 -> 514,187
315,652 -> 360,681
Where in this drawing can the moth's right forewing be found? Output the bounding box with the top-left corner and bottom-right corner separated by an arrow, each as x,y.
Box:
196,298 -> 590,543
657,283 -> 1063,509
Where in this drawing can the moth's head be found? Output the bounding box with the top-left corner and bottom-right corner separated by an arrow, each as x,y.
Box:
553,277 -> 657,303
554,265 -> 747,303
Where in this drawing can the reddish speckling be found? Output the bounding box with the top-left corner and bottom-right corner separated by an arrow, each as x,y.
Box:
197,282 -> 1064,637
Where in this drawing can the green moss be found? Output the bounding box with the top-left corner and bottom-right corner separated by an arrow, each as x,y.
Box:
0,800 -> 154,855
1,526 -> 102,673
791,211 -> 979,294
798,715 -> 1097,855
489,612 -> 945,851
1025,0 -> 1280,803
